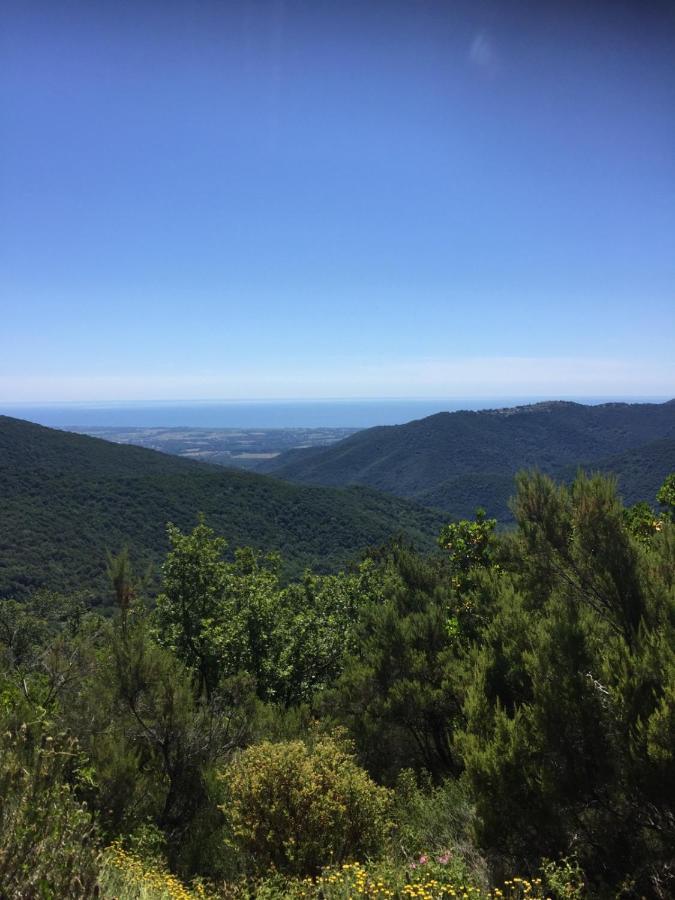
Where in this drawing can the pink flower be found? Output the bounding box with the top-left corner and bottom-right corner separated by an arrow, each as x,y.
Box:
419,855 -> 429,865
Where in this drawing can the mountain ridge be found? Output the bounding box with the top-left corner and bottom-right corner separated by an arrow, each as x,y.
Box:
258,399 -> 675,517
0,415 -> 446,602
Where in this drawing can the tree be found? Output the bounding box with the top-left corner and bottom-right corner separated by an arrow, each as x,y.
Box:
438,508 -> 497,594
656,472 -> 675,521
460,471 -> 675,896
155,519 -> 366,706
155,520 -> 232,699
106,546 -> 151,634
270,568 -> 363,707
331,544 -> 464,780
624,500 -> 661,543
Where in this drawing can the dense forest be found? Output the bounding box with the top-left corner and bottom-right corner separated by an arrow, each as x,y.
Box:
0,416 -> 444,600
259,401 -> 675,519
1,469 -> 673,899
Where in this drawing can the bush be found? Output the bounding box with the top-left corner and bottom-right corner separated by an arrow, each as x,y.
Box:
98,843 -> 213,900
390,770 -> 486,887
0,726 -> 99,899
235,861 -> 550,899
220,735 -> 392,876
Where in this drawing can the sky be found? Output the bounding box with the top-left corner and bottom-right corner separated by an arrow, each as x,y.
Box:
1,0 -> 674,402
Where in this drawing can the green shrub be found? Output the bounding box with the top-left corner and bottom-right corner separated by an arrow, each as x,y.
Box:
0,726 -> 99,899
540,856 -> 587,899
220,735 -> 392,876
98,843 -> 214,900
390,770 -> 486,887
231,860 -> 550,899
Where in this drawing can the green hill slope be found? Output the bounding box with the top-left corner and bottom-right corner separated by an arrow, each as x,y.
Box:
0,416 -> 446,602
558,437 -> 675,506
413,438 -> 675,522
259,400 -> 675,517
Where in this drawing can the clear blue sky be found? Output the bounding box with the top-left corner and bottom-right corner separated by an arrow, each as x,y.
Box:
2,0 -> 674,401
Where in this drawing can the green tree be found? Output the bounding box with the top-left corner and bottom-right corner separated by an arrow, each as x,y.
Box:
624,500 -> 660,543
331,544 -> 464,780
438,508 -> 497,593
155,519 -> 366,706
656,472 -> 675,521
270,567 -> 364,707
105,546 -> 152,633
459,471 -> 675,896
155,520 -> 231,699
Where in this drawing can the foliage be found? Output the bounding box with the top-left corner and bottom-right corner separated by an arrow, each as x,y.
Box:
1,462 -> 674,897
0,415 -> 444,602
438,508 -> 497,593
539,856 -> 586,900
99,843 -> 214,900
624,500 -> 661,542
227,862 -> 547,900
271,567 -> 366,706
390,770 -> 483,884
155,520 -> 233,698
77,615 -> 253,869
657,472 -> 675,519
0,579 -> 253,878
330,543 -> 465,780
460,471 -> 675,896
106,546 -> 153,628
220,735 -> 392,876
0,724 -> 99,899
98,853 -> 553,900
156,520 -> 368,705
262,400 -> 675,520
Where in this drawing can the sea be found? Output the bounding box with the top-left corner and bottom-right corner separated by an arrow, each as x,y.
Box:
0,397 -> 667,429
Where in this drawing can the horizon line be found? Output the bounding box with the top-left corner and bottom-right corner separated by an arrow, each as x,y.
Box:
1,394 -> 673,408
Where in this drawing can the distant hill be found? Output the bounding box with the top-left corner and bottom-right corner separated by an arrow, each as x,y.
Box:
259,400 -> 675,519
411,438 -> 675,521
558,437 -> 675,506
0,416 -> 446,603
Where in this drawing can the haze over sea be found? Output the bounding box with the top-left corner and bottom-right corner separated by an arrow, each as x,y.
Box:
1,397 -> 669,430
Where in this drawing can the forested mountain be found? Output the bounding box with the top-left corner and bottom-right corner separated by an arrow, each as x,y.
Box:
0,415 -> 445,601
259,400 -> 675,518
414,437 -> 675,520
3,469 -> 674,899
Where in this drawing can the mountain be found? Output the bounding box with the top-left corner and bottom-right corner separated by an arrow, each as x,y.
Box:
558,437 -> 675,506
258,400 -> 675,518
0,416 -> 446,603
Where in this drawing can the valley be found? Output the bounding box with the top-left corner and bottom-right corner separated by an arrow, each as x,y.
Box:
66,425 -> 360,469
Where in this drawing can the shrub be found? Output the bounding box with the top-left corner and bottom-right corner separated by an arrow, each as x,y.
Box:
220,735 -> 392,876
234,861 -> 550,899
390,770 -> 486,887
98,843 -> 214,900
0,726 -> 99,899
540,856 -> 586,899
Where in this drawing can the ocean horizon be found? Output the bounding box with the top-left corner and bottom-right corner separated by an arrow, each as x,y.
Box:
1,396 -> 670,429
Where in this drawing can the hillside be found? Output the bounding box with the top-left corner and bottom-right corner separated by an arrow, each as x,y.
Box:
412,438 -> 675,521
0,416 -> 446,602
558,437 -> 675,506
259,400 -> 675,518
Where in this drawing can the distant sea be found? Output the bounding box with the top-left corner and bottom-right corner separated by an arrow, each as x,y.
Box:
0,397 -> 669,429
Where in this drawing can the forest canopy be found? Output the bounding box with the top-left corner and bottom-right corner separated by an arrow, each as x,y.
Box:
0,470 -> 673,899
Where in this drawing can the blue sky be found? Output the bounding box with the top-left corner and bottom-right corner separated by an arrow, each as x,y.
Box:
1,0 -> 674,401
